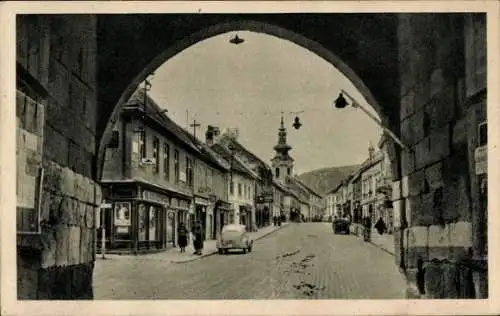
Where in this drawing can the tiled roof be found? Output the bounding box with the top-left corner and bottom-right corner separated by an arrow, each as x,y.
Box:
221,135 -> 272,171
125,89 -> 232,172
125,89 -> 200,153
293,177 -> 323,198
210,143 -> 258,178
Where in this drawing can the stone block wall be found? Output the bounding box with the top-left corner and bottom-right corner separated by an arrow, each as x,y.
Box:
17,15 -> 99,299
396,14 -> 486,298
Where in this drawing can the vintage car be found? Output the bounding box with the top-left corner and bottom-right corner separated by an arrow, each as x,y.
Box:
216,224 -> 253,254
333,218 -> 350,235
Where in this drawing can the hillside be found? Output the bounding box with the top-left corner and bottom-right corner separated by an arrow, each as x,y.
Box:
298,165 -> 360,196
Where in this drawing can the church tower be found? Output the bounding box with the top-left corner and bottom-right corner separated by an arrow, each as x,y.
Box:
271,114 -> 294,183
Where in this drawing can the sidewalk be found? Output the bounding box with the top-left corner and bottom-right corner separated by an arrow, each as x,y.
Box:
98,222 -> 289,264
368,228 -> 395,256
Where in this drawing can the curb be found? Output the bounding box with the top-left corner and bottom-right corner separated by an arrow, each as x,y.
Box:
171,224 -> 290,264
369,241 -> 395,256
349,231 -> 396,257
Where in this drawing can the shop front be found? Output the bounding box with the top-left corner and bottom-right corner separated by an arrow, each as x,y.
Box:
100,182 -> 193,254
194,197 -> 209,239
239,204 -> 255,231
170,197 -> 191,246
213,199 -> 232,239
255,205 -> 271,228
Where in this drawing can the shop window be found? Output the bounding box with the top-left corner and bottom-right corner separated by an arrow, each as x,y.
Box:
138,204 -> 147,241
149,206 -> 157,241
174,149 -> 179,182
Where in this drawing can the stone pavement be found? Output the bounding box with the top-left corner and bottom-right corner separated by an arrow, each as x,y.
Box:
94,222 -> 407,299
98,223 -> 289,264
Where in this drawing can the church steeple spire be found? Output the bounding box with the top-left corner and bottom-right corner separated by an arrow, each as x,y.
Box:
273,113 -> 292,159
271,113 -> 294,182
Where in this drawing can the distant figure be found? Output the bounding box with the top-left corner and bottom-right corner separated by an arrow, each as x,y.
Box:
375,217 -> 387,235
192,220 -> 205,255
363,214 -> 372,242
177,222 -> 188,252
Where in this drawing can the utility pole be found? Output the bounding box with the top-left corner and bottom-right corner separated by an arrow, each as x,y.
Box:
190,119 -> 201,140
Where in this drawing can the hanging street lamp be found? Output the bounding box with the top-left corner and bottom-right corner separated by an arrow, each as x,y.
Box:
292,116 -> 302,130
229,34 -> 245,45
290,110 -> 304,130
333,89 -> 411,152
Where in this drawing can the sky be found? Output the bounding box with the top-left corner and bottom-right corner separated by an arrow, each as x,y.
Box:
148,31 -> 382,175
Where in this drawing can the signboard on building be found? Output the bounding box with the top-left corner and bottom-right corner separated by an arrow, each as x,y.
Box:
474,145 -> 487,175
143,190 -> 170,205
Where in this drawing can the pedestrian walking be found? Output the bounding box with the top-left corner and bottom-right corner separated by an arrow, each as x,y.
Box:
177,222 -> 188,252
374,217 -> 387,235
192,220 -> 205,255
363,211 -> 373,242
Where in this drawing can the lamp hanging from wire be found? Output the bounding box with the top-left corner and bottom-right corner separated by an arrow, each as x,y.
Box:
293,116 -> 302,130
229,34 -> 245,45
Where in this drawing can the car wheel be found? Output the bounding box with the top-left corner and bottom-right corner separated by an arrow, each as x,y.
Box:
218,249 -> 223,255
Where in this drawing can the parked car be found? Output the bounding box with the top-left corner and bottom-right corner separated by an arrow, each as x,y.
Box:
333,218 -> 350,235
217,224 -> 253,254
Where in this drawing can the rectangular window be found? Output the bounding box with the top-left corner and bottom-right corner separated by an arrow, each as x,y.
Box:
238,183 -> 242,197
152,137 -> 159,173
204,166 -> 208,188
174,150 -> 180,183
186,157 -> 193,186
163,143 -> 169,180
275,168 -> 280,178
138,129 -> 146,161
230,181 -> 234,195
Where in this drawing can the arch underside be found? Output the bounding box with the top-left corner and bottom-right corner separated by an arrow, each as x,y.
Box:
96,14 -> 400,177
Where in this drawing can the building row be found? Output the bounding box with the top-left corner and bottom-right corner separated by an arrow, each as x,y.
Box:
99,88 -> 323,254
324,136 -> 394,234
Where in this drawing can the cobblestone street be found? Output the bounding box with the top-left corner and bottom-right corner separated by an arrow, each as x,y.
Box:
93,223 -> 406,299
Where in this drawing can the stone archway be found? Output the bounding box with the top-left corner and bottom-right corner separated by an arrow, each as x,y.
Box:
21,12 -> 491,301
97,18 -> 395,179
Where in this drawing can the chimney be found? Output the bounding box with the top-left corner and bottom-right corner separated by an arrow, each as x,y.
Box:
206,125 -> 220,146
368,142 -> 375,161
